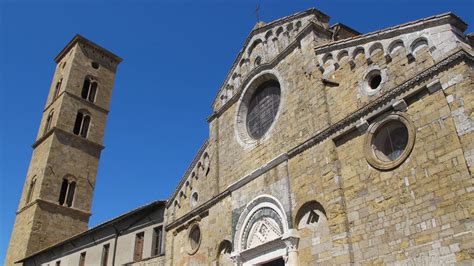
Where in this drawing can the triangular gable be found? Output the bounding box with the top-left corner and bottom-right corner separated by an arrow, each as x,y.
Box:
211,8 -> 331,112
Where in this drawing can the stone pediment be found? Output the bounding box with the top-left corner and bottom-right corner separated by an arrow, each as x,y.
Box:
211,8 -> 331,112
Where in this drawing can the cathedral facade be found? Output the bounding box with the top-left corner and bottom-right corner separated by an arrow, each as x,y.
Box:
7,8 -> 474,266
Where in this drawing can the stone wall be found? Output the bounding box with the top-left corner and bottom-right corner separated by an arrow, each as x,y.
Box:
5,36 -> 121,265
165,11 -> 473,266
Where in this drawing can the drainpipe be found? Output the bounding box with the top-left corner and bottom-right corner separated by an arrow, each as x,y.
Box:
111,225 -> 120,266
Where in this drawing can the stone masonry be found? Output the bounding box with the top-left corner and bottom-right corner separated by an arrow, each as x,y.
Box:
5,8 -> 473,266
5,35 -> 122,265
164,9 -> 473,265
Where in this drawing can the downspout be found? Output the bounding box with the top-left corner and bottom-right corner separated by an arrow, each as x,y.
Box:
111,206 -> 159,265
111,225 -> 120,266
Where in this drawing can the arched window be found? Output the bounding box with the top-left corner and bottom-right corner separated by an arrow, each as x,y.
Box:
295,201 -> 327,229
81,77 -> 98,102
58,178 -> 76,207
73,111 -> 91,138
203,153 -> 210,176
26,177 -> 36,204
58,179 -> 68,205
43,110 -> 54,136
190,192 -> 198,207
66,181 -> 76,207
295,201 -> 333,258
53,78 -> 62,99
216,240 -> 232,266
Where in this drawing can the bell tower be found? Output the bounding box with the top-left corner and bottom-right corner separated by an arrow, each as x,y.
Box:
5,35 -> 122,265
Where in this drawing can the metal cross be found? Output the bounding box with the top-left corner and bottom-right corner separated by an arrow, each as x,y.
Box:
255,3 -> 260,22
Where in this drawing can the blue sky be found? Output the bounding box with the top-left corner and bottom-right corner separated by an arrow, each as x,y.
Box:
1,0 -> 473,262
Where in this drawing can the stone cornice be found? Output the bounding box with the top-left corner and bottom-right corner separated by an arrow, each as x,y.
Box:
208,21 -> 332,122
288,48 -> 473,157
166,153 -> 288,230
43,91 -> 109,114
55,34 -> 122,64
166,191 -> 229,231
32,127 -> 105,151
16,198 -> 91,218
65,91 -> 110,114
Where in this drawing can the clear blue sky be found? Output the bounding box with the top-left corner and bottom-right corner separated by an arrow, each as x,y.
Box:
1,0 -> 472,262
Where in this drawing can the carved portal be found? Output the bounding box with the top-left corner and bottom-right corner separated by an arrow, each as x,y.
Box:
233,195 -> 299,265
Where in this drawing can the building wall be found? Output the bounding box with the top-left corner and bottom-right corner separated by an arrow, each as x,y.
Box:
23,205 -> 165,266
165,12 -> 473,266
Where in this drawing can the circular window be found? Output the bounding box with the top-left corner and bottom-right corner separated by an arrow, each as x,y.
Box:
366,69 -> 382,90
91,62 -> 100,69
369,73 -> 382,90
373,121 -> 408,161
362,68 -> 386,95
364,114 -> 415,170
246,80 -> 281,139
254,56 -> 262,66
188,223 -> 201,254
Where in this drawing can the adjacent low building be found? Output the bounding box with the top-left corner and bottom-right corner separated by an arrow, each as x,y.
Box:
19,201 -> 166,266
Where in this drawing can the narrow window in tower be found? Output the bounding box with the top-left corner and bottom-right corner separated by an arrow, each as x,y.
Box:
89,82 -> 97,102
134,232 -> 144,262
73,112 -> 91,138
81,115 -> 91,138
81,77 -> 98,103
81,78 -> 91,99
53,78 -> 62,99
25,177 -> 36,204
58,178 -> 69,205
73,112 -> 84,135
152,226 -> 163,256
43,110 -> 54,136
56,260 -> 61,266
101,244 -> 110,266
65,181 -> 76,207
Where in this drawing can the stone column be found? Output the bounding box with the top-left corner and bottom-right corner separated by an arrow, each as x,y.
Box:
282,229 -> 300,266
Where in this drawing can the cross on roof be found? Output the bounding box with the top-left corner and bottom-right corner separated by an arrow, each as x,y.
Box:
255,3 -> 260,22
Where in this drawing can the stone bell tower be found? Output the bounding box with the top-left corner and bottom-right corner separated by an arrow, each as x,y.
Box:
5,35 -> 122,265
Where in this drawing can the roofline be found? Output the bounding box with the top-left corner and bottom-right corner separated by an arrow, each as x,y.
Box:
331,23 -> 361,35
315,12 -> 468,54
167,140 -> 209,207
54,34 -> 123,63
210,8 -> 331,108
17,200 -> 166,262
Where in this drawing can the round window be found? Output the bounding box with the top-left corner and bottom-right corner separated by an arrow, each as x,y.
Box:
372,121 -> 408,161
246,80 -> 281,139
188,224 -> 201,254
366,69 -> 382,91
362,68 -> 386,95
364,114 -> 415,170
91,62 -> 100,69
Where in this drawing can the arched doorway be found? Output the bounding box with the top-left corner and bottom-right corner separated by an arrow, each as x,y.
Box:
231,195 -> 299,265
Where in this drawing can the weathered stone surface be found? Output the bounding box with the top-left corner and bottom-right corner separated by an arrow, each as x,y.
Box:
7,8 -> 474,266
5,35 -> 121,265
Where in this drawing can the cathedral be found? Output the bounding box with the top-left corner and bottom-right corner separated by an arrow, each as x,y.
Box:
5,8 -> 474,266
